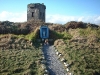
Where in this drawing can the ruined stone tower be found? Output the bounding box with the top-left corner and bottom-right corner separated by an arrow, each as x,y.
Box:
27,3 -> 46,22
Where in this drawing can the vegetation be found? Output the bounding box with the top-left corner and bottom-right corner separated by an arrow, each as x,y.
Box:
49,30 -> 72,40
54,27 -> 100,75
0,29 -> 45,75
79,27 -> 100,38
0,20 -> 44,34
0,46 -> 45,75
0,20 -> 100,75
14,27 -> 39,42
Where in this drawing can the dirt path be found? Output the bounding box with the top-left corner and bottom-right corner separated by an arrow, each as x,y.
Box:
42,45 -> 66,75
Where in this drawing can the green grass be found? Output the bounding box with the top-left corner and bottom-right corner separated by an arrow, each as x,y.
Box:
79,27 -> 100,38
0,46 -> 44,75
55,27 -> 100,75
12,31 -> 36,42
50,30 -> 72,40
57,41 -> 100,75
0,31 -> 45,75
61,31 -> 72,40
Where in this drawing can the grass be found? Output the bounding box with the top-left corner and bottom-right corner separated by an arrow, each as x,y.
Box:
1,25 -> 100,75
54,27 -> 100,75
0,46 -> 44,75
57,41 -> 100,75
12,31 -> 36,42
0,29 -> 45,75
12,27 -> 40,42
79,27 -> 100,38
50,30 -> 72,40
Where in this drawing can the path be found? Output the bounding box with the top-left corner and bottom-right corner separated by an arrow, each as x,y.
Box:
42,45 -> 66,75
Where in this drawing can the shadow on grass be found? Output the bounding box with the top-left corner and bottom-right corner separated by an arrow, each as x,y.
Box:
32,40 -> 41,49
93,71 -> 100,75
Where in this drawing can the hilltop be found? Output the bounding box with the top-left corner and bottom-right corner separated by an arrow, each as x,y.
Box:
0,20 -> 99,34
0,20 -> 99,49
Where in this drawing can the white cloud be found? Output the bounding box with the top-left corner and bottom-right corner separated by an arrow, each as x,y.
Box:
0,11 -> 100,25
0,11 -> 27,22
46,14 -> 100,25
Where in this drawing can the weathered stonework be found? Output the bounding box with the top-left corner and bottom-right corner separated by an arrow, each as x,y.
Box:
27,3 -> 46,22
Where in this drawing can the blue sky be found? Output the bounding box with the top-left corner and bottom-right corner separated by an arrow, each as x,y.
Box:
0,0 -> 100,25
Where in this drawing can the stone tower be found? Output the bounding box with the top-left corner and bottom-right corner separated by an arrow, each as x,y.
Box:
27,3 -> 46,22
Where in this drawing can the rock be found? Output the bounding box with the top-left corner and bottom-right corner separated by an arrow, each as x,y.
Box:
66,68 -> 69,72
61,58 -> 64,62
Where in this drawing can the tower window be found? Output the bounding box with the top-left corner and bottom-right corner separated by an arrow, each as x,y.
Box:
30,7 -> 34,9
32,12 -> 34,17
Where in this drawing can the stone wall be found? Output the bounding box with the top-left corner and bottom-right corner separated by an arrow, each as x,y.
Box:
27,3 -> 46,22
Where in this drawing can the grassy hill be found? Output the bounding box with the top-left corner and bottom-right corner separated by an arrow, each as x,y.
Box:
0,20 -> 100,75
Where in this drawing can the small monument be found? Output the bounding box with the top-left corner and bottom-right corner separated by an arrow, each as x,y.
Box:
27,3 -> 46,22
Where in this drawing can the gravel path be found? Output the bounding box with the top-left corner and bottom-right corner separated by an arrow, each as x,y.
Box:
42,45 -> 66,75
